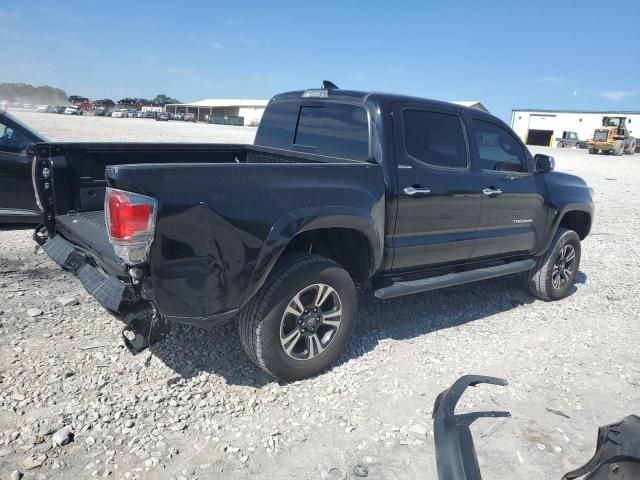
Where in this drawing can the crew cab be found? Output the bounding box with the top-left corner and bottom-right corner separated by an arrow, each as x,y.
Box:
26,82 -> 593,380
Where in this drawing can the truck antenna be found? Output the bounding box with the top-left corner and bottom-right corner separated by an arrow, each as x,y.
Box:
321,80 -> 339,90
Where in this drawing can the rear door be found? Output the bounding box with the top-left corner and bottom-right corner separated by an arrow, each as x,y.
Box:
391,103 -> 482,269
468,116 -> 547,258
0,116 -> 41,219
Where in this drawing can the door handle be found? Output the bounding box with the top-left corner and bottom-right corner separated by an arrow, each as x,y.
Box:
404,186 -> 431,196
482,188 -> 503,197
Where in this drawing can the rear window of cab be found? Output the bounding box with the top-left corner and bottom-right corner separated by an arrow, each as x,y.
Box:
255,100 -> 369,161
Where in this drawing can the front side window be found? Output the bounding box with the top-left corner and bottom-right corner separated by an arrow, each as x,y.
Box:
294,103 -> 369,160
0,122 -> 31,154
471,119 -> 527,173
402,110 -> 467,169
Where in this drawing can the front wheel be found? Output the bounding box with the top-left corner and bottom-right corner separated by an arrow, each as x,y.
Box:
524,228 -> 581,301
624,138 -> 636,155
612,140 -> 624,156
588,147 -> 598,154
239,254 -> 357,381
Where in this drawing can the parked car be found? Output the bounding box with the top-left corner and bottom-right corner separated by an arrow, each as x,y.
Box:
53,106 -> 67,114
94,107 -> 107,116
36,105 -> 49,113
172,112 -> 184,121
183,113 -> 197,122
155,112 -> 170,121
111,110 -> 127,118
24,83 -> 594,381
0,111 -> 46,223
64,106 -> 83,115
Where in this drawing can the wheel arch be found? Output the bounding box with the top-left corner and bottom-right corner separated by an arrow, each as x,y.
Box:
540,205 -> 592,254
241,206 -> 383,308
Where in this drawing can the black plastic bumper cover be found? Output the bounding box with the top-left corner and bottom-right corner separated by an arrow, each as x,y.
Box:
42,234 -> 131,312
432,375 -> 510,480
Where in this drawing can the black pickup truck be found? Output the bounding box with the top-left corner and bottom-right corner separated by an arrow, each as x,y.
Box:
24,83 -> 594,380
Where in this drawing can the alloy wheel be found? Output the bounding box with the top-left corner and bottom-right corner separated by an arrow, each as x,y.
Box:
552,244 -> 576,289
279,283 -> 342,361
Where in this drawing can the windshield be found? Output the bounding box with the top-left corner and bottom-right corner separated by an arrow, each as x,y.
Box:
603,117 -> 622,127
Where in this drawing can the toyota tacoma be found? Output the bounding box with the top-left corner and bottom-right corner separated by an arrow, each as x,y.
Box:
22,82 -> 594,380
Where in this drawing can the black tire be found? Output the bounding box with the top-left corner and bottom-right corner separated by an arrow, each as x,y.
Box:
624,138 -> 636,155
239,254 -> 357,381
524,228 -> 581,301
612,140 -> 624,156
588,147 -> 598,154
556,141 -> 564,148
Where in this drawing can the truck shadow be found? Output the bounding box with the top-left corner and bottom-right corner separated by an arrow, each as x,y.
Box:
150,271 -> 587,387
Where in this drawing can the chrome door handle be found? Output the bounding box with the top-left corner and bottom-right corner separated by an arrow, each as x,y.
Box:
404,186 -> 431,196
482,188 -> 503,197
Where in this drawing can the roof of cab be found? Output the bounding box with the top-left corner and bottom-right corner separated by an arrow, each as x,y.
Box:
271,88 -> 485,115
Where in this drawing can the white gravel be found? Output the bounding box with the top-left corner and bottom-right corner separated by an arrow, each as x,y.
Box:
1,114 -> 639,479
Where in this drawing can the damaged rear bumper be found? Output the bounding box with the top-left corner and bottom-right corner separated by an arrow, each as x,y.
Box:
41,234 -> 170,353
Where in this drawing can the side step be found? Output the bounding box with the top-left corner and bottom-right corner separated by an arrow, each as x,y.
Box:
374,259 -> 536,300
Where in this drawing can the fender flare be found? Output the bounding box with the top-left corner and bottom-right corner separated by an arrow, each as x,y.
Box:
539,203 -> 593,254
240,206 -> 383,307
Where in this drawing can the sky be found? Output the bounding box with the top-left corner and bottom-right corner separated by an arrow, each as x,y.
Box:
1,0 -> 639,121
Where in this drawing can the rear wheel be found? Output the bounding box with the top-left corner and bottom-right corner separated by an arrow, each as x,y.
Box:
588,147 -> 598,154
524,228 -> 581,301
612,140 -> 624,156
239,254 -> 357,381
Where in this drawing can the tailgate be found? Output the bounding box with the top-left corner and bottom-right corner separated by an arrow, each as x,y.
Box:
41,233 -> 133,312
54,211 -> 126,278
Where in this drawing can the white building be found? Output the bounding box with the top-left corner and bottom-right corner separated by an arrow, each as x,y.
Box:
165,99 -> 269,125
511,109 -> 640,147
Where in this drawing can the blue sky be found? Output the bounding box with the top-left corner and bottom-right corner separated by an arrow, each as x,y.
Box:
1,0 -> 639,121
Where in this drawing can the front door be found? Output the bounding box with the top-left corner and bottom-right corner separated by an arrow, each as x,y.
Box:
468,117 -> 547,258
391,104 -> 482,270
0,117 -> 40,217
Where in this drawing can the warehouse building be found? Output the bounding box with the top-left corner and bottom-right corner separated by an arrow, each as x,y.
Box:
511,109 -> 640,147
165,99 -> 269,125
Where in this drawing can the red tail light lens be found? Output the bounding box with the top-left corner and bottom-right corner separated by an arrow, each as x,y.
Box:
107,190 -> 152,241
105,188 -> 157,264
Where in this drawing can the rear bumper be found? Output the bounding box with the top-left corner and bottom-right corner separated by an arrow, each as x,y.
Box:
40,232 -> 237,329
41,234 -> 134,312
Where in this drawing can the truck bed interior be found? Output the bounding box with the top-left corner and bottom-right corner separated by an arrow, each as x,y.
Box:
45,143 -> 336,217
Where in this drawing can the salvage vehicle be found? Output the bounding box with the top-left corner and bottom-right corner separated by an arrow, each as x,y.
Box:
586,116 -> 636,155
0,111 -> 45,223
23,82 -> 595,380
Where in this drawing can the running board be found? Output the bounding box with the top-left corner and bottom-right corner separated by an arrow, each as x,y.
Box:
374,259 -> 536,299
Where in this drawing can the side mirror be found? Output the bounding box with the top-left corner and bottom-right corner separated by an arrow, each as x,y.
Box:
534,153 -> 555,173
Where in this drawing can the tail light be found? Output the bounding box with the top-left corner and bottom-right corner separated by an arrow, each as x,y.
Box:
105,187 -> 158,264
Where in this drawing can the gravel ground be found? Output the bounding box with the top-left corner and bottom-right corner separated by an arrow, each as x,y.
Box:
1,114 -> 639,479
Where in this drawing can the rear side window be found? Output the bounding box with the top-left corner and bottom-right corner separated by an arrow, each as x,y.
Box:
402,110 -> 467,168
294,104 -> 369,160
471,119 -> 527,172
254,100 -> 299,149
